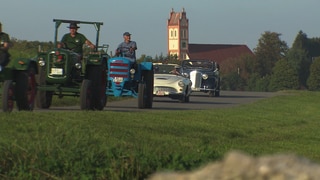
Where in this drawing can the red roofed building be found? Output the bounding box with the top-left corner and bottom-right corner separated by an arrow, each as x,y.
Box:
187,44 -> 254,64
167,9 -> 254,63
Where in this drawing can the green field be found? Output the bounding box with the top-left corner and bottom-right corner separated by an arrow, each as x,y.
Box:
1,90 -> 320,179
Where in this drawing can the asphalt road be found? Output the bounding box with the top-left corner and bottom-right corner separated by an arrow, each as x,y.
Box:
33,91 -> 279,112
102,91 -> 279,112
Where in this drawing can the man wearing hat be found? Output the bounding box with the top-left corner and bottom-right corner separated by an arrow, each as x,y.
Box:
58,22 -> 95,55
115,32 -> 137,62
0,22 -> 11,71
169,65 -> 181,75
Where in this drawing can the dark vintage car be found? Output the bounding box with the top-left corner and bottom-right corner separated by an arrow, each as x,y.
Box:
181,59 -> 220,97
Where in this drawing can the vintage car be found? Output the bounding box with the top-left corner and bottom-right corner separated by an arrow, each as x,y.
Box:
181,59 -> 220,97
153,63 -> 192,102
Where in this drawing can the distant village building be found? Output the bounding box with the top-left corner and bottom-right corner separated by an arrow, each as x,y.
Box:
167,8 -> 189,60
167,8 -> 254,63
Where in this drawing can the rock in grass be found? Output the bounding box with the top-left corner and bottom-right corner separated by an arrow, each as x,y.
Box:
148,151 -> 320,180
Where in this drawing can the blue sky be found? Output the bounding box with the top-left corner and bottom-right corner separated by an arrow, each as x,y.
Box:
1,0 -> 319,57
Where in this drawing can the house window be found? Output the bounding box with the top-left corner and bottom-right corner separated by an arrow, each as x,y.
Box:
171,30 -> 173,37
181,30 -> 185,38
174,30 -> 177,37
181,41 -> 187,49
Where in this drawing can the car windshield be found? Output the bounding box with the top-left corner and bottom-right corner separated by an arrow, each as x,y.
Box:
182,60 -> 213,70
153,64 -> 177,74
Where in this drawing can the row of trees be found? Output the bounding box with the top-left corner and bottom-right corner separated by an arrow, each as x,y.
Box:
220,31 -> 320,92
8,31 -> 320,92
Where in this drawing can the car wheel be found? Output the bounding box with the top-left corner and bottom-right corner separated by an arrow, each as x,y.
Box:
178,93 -> 187,103
215,90 -> 220,97
185,94 -> 190,103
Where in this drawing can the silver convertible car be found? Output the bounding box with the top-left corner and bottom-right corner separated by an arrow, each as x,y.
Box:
153,63 -> 192,102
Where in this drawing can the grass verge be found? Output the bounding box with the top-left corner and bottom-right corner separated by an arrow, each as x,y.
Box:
1,90 -> 320,179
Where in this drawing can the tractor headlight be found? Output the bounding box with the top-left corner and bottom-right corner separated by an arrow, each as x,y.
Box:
38,58 -> 45,66
202,73 -> 208,80
75,63 -> 82,69
130,68 -> 135,74
178,81 -> 184,87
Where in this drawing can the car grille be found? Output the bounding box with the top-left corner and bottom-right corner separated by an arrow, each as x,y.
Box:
154,86 -> 177,93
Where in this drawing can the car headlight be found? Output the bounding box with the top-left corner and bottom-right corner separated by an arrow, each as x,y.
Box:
202,73 -> 208,80
178,81 -> 185,87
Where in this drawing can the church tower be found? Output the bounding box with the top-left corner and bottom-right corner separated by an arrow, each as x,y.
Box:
167,8 -> 189,60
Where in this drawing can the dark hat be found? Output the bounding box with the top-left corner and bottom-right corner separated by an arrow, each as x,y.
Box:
123,32 -> 131,36
67,22 -> 80,29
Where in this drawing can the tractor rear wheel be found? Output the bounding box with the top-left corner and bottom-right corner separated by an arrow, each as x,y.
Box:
2,80 -> 14,112
15,67 -> 36,111
87,64 -> 107,110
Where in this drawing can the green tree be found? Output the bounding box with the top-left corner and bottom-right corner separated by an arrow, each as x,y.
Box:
220,54 -> 255,90
291,31 -> 309,50
269,59 -> 299,91
254,31 -> 288,77
247,73 -> 270,92
286,48 -> 310,89
292,30 -> 320,58
221,72 -> 245,91
9,38 -> 54,60
290,31 -> 320,89
307,57 -> 320,91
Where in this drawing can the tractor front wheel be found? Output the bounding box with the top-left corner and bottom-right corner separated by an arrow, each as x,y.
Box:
86,65 -> 107,110
36,67 -> 53,109
138,82 -> 146,109
80,79 -> 92,110
139,70 -> 153,109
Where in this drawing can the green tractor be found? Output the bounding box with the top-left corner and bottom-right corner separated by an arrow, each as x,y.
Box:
0,58 -> 38,112
36,19 -> 109,110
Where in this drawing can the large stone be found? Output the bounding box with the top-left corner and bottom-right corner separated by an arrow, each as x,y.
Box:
148,151 -> 320,180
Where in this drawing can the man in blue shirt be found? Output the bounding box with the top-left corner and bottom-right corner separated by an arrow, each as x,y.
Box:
115,32 -> 137,62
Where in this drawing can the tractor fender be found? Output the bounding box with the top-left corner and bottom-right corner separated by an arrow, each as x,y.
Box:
139,61 -> 153,71
10,58 -> 38,74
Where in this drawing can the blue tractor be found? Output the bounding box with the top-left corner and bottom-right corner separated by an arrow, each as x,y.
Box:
106,56 -> 153,108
